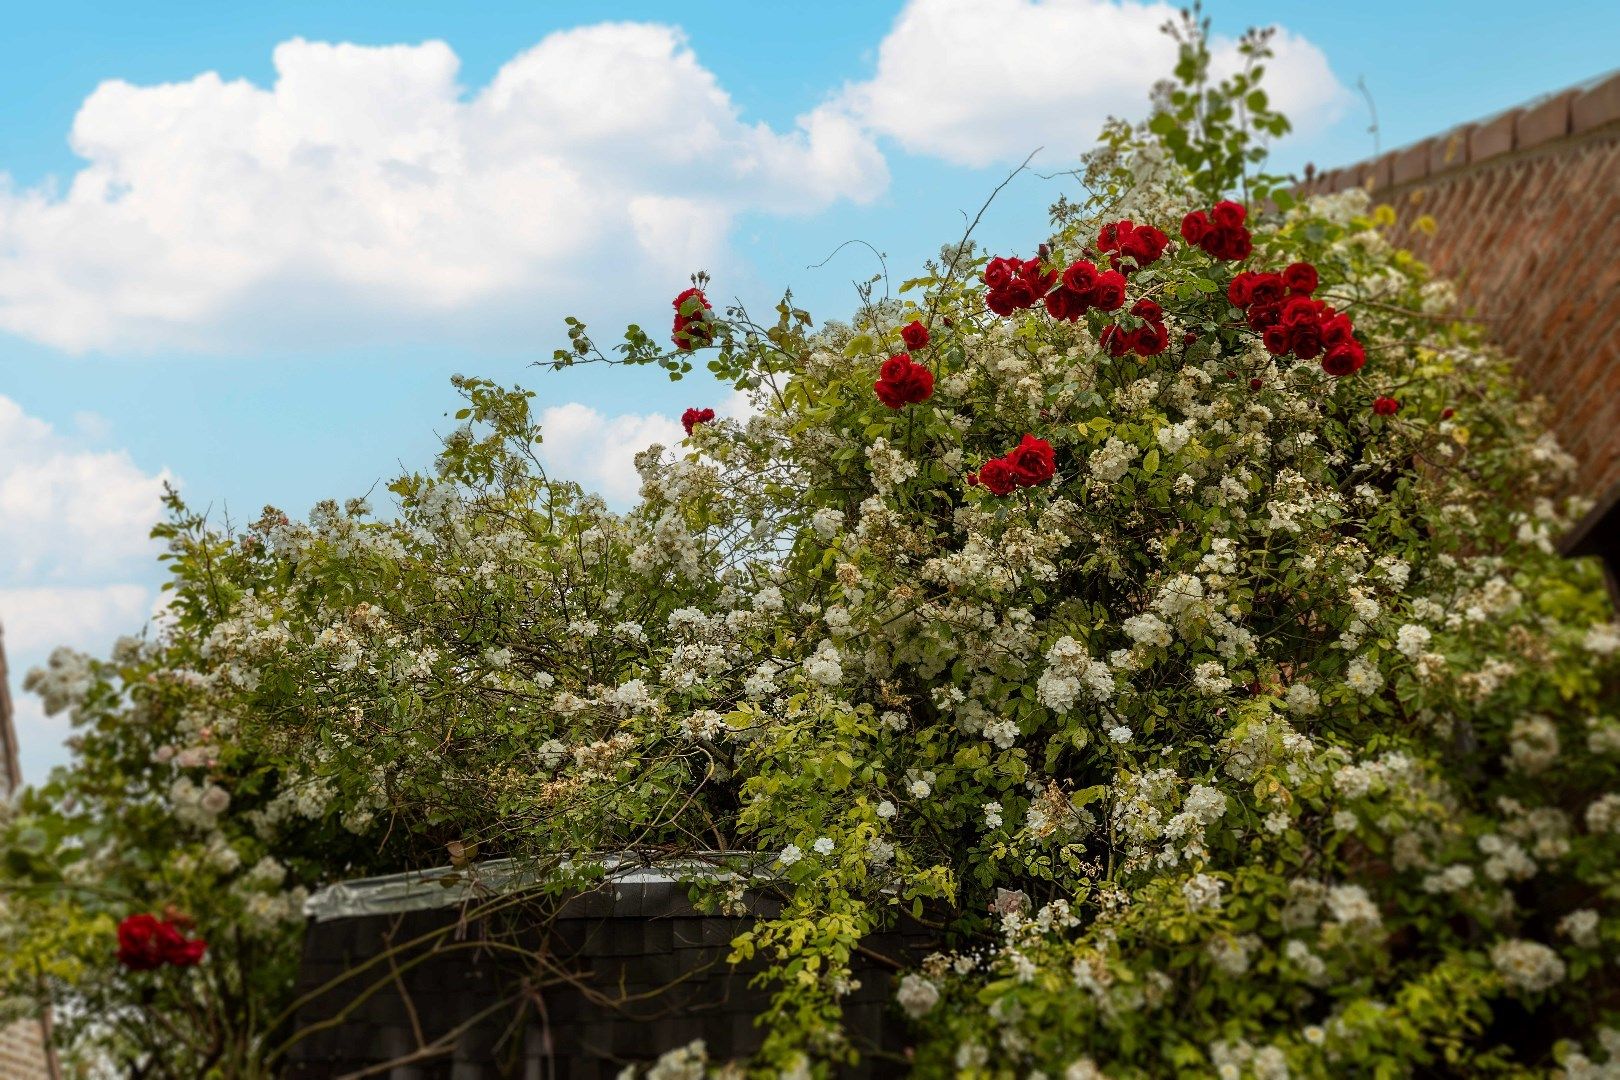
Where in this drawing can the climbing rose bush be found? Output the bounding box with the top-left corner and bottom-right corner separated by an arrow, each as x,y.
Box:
6,13 -> 1620,1078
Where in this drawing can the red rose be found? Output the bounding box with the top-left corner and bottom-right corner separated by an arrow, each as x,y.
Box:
671,288 -> 713,351
1282,262 -> 1319,295
1002,279 -> 1035,310
976,457 -> 1018,496
873,354 -> 934,409
1098,220 -> 1168,271
1211,200 -> 1247,229
1180,211 -> 1211,246
118,914 -> 205,971
117,914 -> 169,971
1372,396 -> 1401,416
1044,286 -> 1088,323
1321,341 -> 1366,377
1121,223 -> 1169,266
1249,273 -> 1286,307
1005,434 -> 1056,487
1262,326 -> 1291,355
164,935 -> 208,967
1129,298 -> 1163,322
1061,259 -> 1100,295
681,407 -> 716,435
1442,407 -> 1456,419
1205,226 -> 1252,261
1227,271 -> 1259,308
1089,270 -> 1127,312
900,320 -> 930,351
1131,320 -> 1170,357
983,257 -> 1015,290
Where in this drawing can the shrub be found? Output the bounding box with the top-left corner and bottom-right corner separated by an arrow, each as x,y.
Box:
6,11 -> 1619,1078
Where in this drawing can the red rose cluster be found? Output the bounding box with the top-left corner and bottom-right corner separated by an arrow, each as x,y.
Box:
1228,262 -> 1365,376
900,320 -> 930,351
1096,219 -> 1169,272
968,434 -> 1055,496
874,353 -> 934,409
1099,298 -> 1170,357
1043,260 -> 1127,323
681,407 -> 715,434
117,913 -> 207,971
984,256 -> 1058,316
1181,200 -> 1252,261
671,287 -> 713,351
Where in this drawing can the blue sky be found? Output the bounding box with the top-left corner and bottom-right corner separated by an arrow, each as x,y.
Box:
3,0 -> 1617,781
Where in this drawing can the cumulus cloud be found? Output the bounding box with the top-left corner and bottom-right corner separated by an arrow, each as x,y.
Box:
0,25 -> 888,353
0,395 -> 171,582
0,397 -> 168,782
838,0 -> 1349,168
537,387 -> 755,506
0,585 -> 153,657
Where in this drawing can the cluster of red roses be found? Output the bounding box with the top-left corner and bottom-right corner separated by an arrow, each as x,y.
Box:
874,353 -> 935,408
117,912 -> 207,971
1097,219 -> 1169,271
1043,260 -> 1126,323
983,256 -> 1058,316
1180,200 -> 1253,260
671,287 -> 713,351
680,406 -> 715,434
873,319 -> 937,409
1100,298 -> 1170,357
1228,262 -> 1366,377
968,434 -> 1056,496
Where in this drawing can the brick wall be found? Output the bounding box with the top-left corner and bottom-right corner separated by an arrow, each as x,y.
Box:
1297,70 -> 1620,498
0,1021 -> 49,1080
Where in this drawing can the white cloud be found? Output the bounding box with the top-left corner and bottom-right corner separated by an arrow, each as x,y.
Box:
0,395 -> 171,583
0,585 -> 153,657
0,26 -> 888,354
537,387 -> 756,506
838,0 -> 1348,168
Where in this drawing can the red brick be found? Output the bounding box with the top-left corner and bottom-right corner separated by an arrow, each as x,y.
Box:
1470,110 -> 1518,162
1516,90 -> 1575,149
1429,126 -> 1473,174
1393,140 -> 1430,185
1573,71 -> 1620,134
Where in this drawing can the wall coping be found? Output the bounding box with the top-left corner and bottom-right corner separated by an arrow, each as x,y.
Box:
1299,67 -> 1620,198
303,851 -> 772,921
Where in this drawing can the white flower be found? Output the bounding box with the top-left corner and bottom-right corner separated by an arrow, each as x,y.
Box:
1183,873 -> 1225,912
1585,623 -> 1620,655
199,785 -> 232,816
804,639 -> 844,687
1558,908 -> 1601,948
1193,660 -> 1232,695
1490,938 -> 1566,993
1395,623 -> 1431,658
1107,725 -> 1133,744
876,800 -> 897,821
1122,613 -> 1172,648
1345,656 -> 1382,695
983,801 -> 1004,829
778,844 -> 803,867
812,837 -> 835,856
1285,682 -> 1319,715
1326,884 -> 1380,927
1505,715 -> 1560,775
810,507 -> 845,540
1587,794 -> 1620,834
895,974 -> 940,1019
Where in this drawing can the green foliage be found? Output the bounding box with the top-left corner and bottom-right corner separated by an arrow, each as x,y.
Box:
6,10 -> 1620,1079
